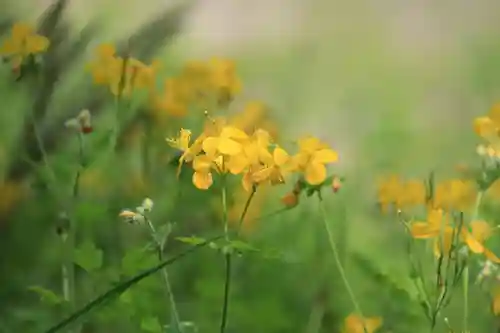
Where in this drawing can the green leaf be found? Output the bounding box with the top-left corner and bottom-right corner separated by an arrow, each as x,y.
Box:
156,223 -> 173,248
73,240 -> 103,272
121,246 -> 158,276
28,286 -> 64,305
140,316 -> 163,333
228,240 -> 259,253
44,236 -> 220,333
176,236 -> 207,246
122,4 -> 190,60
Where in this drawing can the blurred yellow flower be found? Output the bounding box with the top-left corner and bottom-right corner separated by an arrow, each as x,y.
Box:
88,44 -> 159,97
252,145 -> 291,186
0,22 -> 49,67
492,286 -> 500,315
292,136 -> 338,185
342,314 -> 382,333
461,220 -> 500,263
153,78 -> 189,117
411,208 -> 454,257
432,179 -> 476,212
87,43 -> 119,85
0,181 -> 25,219
209,57 -> 242,106
377,175 -> 402,212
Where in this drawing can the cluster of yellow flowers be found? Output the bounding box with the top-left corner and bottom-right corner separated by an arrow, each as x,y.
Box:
474,103 -> 500,159
166,115 -> 338,193
88,44 -> 243,119
0,22 -> 50,71
378,173 -> 499,261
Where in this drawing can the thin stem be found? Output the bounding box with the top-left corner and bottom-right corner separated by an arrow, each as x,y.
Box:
219,178 -> 230,333
45,235 -> 224,333
220,181 -> 257,333
145,218 -> 182,332
236,185 -> 257,236
463,191 -> 484,332
318,196 -> 368,333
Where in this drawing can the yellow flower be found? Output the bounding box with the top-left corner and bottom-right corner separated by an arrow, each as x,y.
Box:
461,220 -> 500,263
229,101 -> 267,132
202,126 -> 249,157
109,57 -> 153,97
341,314 -> 382,333
292,136 -> 338,185
87,43 -> 119,85
492,286 -> 500,315
411,208 -> 454,257
180,60 -> 212,106
166,128 -> 203,176
252,145 -> 291,186
209,57 -> 242,105
0,22 -> 50,67
153,78 -> 189,117
192,154 -> 215,190
433,179 -> 476,212
377,175 -> 402,212
473,103 -> 500,146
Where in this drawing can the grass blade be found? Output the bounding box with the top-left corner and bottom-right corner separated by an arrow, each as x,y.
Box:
43,235 -> 221,333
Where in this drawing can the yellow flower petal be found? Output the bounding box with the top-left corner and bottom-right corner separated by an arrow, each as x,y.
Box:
273,146 -> 289,166
192,171 -> 213,190
470,220 -> 493,243
252,167 -> 274,183
433,227 -> 454,257
192,155 -> 212,172
26,35 -> 49,53
304,162 -> 327,185
221,126 -> 248,140
202,137 -> 220,156
493,288 -> 500,315
484,248 -> 500,264
489,103 -> 500,125
313,148 -> 338,164
0,39 -> 18,55
226,154 -> 248,175
410,222 -> 437,239
218,137 -> 242,155
473,116 -> 497,138
464,232 -> 485,254
12,23 -> 33,40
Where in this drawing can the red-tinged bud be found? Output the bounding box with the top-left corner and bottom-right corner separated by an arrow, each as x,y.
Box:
281,191 -> 299,209
332,176 -> 342,193
82,125 -> 93,134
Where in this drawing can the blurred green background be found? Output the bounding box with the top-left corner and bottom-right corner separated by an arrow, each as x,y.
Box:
2,0 -> 500,332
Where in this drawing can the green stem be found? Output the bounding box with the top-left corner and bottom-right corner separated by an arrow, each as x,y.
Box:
463,265 -> 469,332
463,190 -> 484,332
145,218 -> 183,332
220,181 -> 257,333
219,178 -> 230,333
318,195 -> 368,333
45,235 -> 223,333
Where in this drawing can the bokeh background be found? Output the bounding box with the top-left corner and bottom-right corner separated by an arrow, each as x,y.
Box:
2,0 -> 500,332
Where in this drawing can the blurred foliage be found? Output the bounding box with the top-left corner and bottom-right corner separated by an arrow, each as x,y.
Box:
1,1 -> 500,333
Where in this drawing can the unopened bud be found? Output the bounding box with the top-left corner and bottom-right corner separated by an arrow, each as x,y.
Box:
331,176 -> 342,193
281,191 -> 299,209
141,197 -> 154,212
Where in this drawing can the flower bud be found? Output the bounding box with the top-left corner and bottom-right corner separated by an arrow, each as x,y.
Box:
281,191 -> 299,209
141,197 -> 154,212
331,176 -> 342,193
